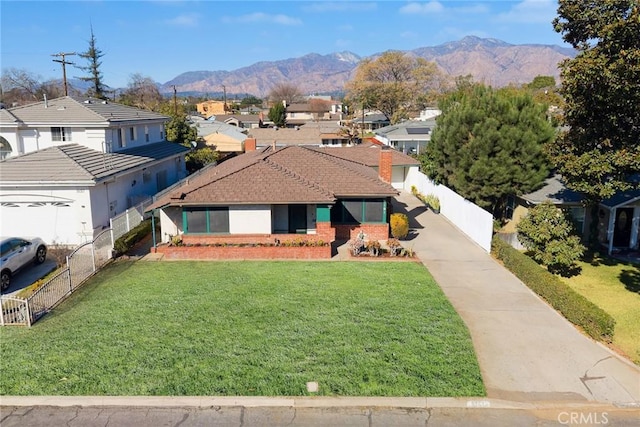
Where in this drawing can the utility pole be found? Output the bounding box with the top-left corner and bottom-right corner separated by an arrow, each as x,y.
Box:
222,85 -> 228,112
52,52 -> 76,96
172,85 -> 177,116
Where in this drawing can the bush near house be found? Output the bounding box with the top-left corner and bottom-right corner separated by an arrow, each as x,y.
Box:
390,213 -> 409,239
113,219 -> 152,256
516,201 -> 585,276
492,237 -> 615,342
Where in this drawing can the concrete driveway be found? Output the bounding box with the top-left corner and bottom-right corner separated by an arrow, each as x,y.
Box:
392,191 -> 640,405
1,256 -> 57,296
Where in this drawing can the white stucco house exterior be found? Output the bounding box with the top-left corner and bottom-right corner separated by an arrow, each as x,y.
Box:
0,96 -> 189,245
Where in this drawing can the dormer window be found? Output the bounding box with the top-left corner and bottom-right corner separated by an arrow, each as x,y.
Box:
51,127 -> 71,142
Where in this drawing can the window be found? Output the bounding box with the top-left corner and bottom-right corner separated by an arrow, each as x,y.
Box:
184,207 -> 229,233
142,170 -> 151,184
145,126 -> 149,142
51,127 -> 71,142
160,130 -> 165,140
129,127 -> 136,142
117,129 -> 124,148
331,199 -> 385,224
0,136 -> 12,159
567,206 -> 586,234
505,195 -> 515,220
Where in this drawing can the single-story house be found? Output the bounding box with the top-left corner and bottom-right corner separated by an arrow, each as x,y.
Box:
246,123 -> 356,149
0,142 -> 189,245
310,143 -> 420,191
193,119 -> 248,153
146,144 -> 400,259
374,118 -> 437,155
501,174 -> 640,254
351,113 -> 390,131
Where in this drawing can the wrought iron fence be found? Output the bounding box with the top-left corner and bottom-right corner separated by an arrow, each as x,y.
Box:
0,229 -> 116,326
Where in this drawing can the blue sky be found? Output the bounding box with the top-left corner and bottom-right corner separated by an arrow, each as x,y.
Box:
1,1 -> 568,88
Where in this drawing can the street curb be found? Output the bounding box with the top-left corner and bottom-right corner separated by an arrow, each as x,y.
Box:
1,396 -> 637,411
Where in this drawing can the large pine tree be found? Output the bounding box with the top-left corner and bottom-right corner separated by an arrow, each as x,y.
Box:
77,26 -> 107,99
423,84 -> 554,216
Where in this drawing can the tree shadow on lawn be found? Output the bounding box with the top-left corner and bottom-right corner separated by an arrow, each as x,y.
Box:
619,267 -> 640,294
583,251 -> 640,295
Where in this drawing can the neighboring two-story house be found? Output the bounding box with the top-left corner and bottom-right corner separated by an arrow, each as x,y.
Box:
0,96 -> 189,245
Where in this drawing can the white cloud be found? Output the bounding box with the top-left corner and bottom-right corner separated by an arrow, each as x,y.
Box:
494,0 -> 557,24
223,12 -> 302,26
303,2 -> 377,12
335,39 -> 352,48
164,13 -> 200,27
399,1 -> 445,14
338,24 -> 354,31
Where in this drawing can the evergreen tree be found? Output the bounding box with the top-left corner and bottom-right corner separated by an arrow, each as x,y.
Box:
268,102 -> 286,127
77,26 -> 107,99
423,84 -> 553,216
165,116 -> 197,146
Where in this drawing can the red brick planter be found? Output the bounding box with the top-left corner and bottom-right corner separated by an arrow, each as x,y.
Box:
155,244 -> 331,260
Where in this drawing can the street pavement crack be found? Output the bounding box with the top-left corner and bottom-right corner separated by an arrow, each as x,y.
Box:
580,356 -> 613,397
174,412 -> 189,427
425,407 -> 432,426
286,407 -> 297,426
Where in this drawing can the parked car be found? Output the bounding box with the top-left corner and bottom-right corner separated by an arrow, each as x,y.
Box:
0,237 -> 47,292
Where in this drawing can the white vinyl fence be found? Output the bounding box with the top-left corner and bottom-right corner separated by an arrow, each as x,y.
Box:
405,168 -> 494,253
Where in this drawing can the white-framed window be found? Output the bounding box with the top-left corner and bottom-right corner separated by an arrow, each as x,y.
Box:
129,127 -> 136,142
51,127 -> 71,142
145,126 -> 149,142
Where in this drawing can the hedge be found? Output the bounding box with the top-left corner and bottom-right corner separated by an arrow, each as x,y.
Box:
113,219 -> 152,256
491,236 -> 615,342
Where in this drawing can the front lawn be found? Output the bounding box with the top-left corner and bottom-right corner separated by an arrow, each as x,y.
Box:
560,256 -> 640,364
0,261 -> 484,396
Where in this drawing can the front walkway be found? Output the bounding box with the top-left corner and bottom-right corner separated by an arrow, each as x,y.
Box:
392,191 -> 640,405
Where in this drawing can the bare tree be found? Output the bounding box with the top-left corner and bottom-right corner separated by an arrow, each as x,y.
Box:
119,73 -> 163,110
309,98 -> 329,121
268,82 -> 304,106
1,68 -> 63,106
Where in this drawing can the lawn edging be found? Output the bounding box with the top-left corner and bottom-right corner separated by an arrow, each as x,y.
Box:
491,237 -> 615,342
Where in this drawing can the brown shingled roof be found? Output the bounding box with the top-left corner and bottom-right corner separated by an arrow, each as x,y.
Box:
311,143 -> 420,167
149,145 -> 398,210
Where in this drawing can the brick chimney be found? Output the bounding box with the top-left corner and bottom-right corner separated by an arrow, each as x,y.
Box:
245,138 -> 256,152
379,146 -> 393,183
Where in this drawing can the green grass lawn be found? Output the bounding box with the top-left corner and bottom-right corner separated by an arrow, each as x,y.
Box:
560,256 -> 640,364
0,261 -> 484,396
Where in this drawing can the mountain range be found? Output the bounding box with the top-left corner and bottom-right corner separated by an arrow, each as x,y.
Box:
159,36 -> 575,97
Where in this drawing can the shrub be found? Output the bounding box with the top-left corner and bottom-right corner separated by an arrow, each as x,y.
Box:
491,237 -> 615,342
113,219 -> 152,256
424,194 -> 440,212
390,213 -> 409,239
516,200 -> 585,275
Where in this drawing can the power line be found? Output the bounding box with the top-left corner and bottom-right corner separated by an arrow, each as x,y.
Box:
52,52 -> 76,96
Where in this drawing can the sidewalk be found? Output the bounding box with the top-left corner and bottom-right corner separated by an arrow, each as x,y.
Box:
392,191 -> 640,405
